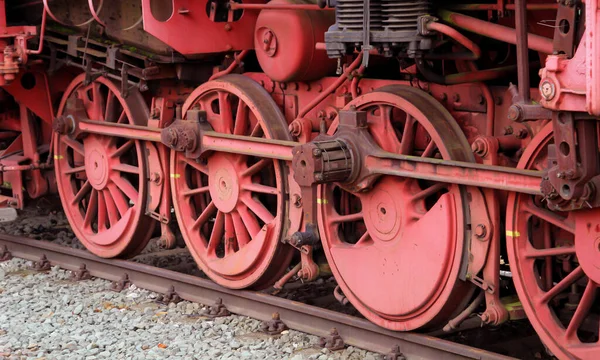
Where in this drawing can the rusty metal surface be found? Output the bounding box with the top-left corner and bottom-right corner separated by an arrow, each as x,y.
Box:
0,233 -> 514,360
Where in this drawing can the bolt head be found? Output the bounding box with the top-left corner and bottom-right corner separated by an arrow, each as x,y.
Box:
475,224 -> 487,238
540,80 -> 556,100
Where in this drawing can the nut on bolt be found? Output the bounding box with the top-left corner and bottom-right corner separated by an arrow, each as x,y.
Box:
52,115 -> 74,135
539,79 -> 556,101
475,224 -> 487,239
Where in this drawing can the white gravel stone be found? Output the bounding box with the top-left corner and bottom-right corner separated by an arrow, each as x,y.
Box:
0,258 -> 378,359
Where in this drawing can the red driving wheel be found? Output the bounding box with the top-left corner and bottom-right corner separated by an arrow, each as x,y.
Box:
507,124 -> 600,359
318,86 -> 475,331
54,74 -> 155,258
171,75 -> 293,289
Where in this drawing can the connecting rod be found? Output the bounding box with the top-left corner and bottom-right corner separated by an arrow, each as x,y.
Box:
53,108 -> 543,195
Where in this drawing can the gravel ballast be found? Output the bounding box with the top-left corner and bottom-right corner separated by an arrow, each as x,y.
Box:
0,258 -> 377,360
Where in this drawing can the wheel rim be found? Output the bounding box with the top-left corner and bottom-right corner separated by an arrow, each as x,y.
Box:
319,86 -> 474,331
507,124 -> 600,359
54,74 -> 154,258
171,75 -> 293,289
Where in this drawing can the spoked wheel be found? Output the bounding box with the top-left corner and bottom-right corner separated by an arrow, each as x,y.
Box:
54,74 -> 155,258
319,86 -> 475,331
507,124 -> 600,359
171,75 -> 293,289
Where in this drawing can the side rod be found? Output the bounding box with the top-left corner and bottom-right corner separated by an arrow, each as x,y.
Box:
55,117 -> 543,195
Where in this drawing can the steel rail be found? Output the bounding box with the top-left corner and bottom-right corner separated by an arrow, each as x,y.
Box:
0,234 -> 515,360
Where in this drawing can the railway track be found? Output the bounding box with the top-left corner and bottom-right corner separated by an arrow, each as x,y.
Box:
0,233 -> 514,360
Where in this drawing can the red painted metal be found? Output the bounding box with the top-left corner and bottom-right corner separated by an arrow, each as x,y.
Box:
230,2 -> 334,11
318,87 -> 475,331
438,10 -> 554,54
54,75 -> 155,258
4,0 -> 600,355
254,0 -> 336,82
506,124 -> 600,360
425,21 -> 481,60
586,0 -> 600,116
140,0 -> 261,55
170,75 -> 293,289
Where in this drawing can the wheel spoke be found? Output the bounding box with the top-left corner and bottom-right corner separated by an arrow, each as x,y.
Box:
107,182 -> 129,217
242,182 -> 279,195
117,110 -> 127,124
111,139 -> 135,158
97,191 -> 107,230
241,195 -> 275,224
232,210 -> 250,247
104,91 -> 116,122
64,166 -> 86,175
241,159 -> 271,177
72,181 -> 92,206
522,200 -> 575,233
111,175 -> 139,201
207,211 -> 225,255
61,136 -> 85,156
330,212 -> 363,224
539,266 -> 585,304
113,163 -> 140,175
182,186 -> 210,198
399,115 -> 416,155
355,231 -> 372,246
84,189 -> 99,228
412,182 -> 447,201
237,204 -> 261,238
422,140 -> 437,158
90,83 -> 106,121
523,244 -> 576,259
565,280 -> 597,339
182,157 -> 209,174
224,213 -> 236,256
218,92 -> 234,134
102,189 -> 120,226
233,98 -> 249,135
192,201 -> 217,231
250,122 -> 263,138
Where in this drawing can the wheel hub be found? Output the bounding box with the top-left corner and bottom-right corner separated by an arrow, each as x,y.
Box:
361,179 -> 404,242
84,138 -> 110,190
208,154 -> 241,213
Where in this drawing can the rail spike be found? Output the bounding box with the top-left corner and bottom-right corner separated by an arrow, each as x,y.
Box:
156,285 -> 182,305
318,327 -> 345,351
201,298 -> 230,318
0,245 -> 13,262
260,312 -> 288,335
110,274 -> 131,292
71,263 -> 92,281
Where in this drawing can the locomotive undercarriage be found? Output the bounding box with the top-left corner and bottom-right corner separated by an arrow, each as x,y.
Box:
1,0 -> 600,358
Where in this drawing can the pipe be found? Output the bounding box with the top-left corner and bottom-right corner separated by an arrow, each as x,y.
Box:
333,285 -> 350,306
298,53 -> 363,118
0,163 -> 52,172
350,65 -> 365,99
426,21 -> 481,60
273,263 -> 302,290
438,10 -> 554,54
446,4 -> 558,11
209,50 -> 249,81
416,59 -> 520,85
230,2 -> 334,11
26,7 -> 47,55
443,291 -> 485,332
514,0 -> 530,102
